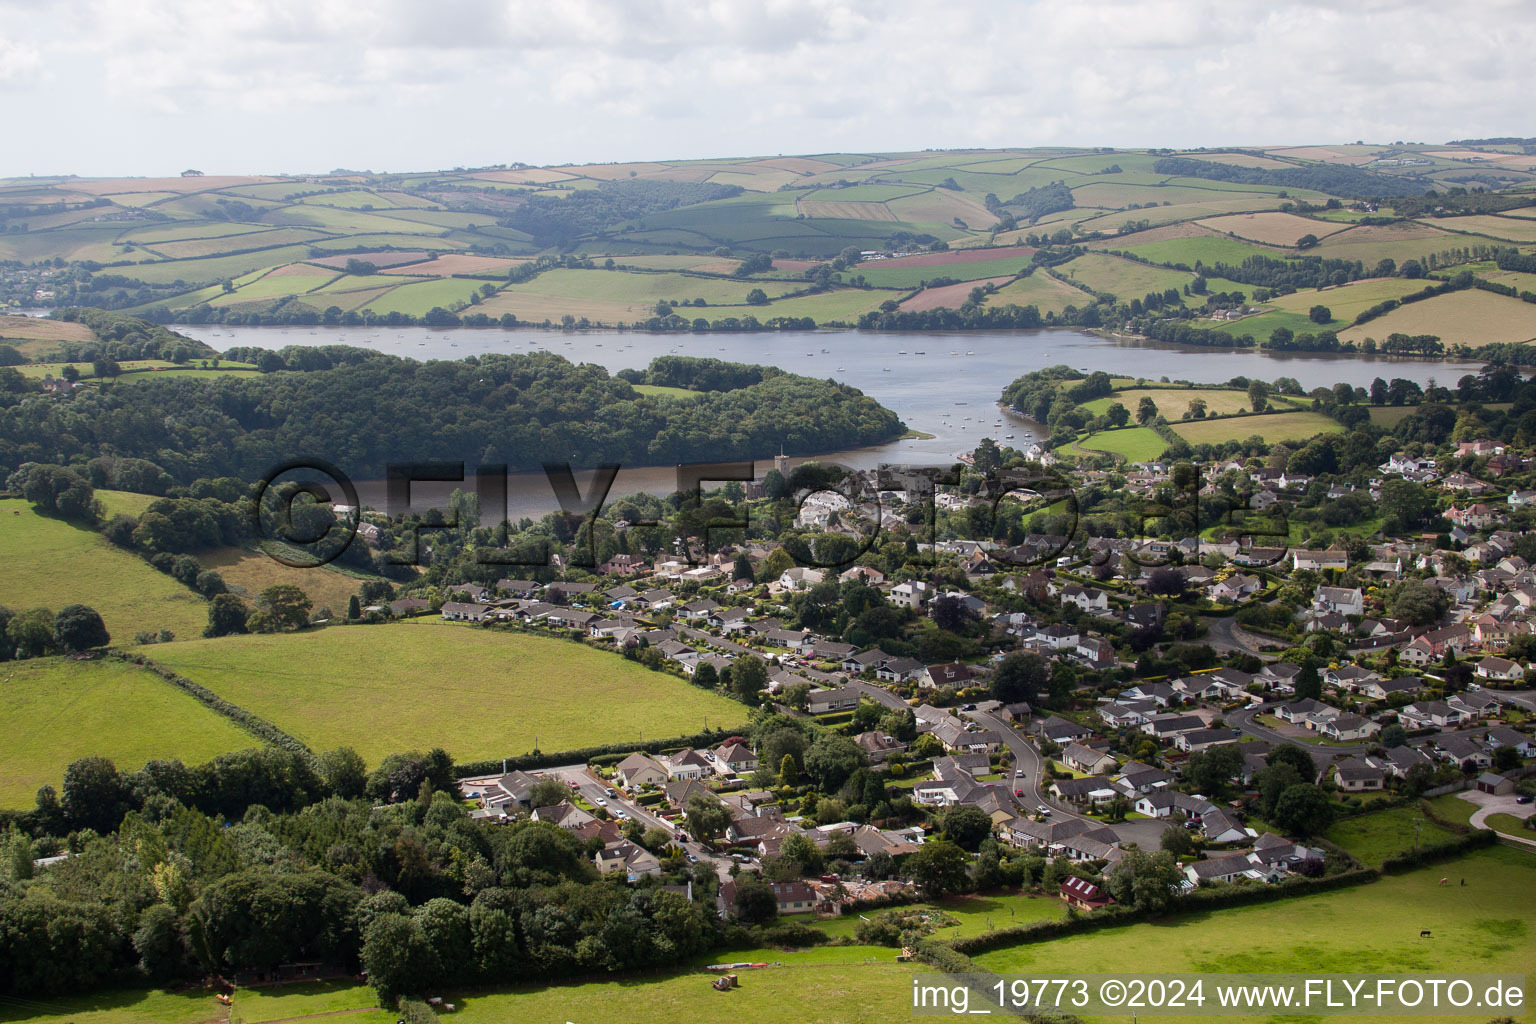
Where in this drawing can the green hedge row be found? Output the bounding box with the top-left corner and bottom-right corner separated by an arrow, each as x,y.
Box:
950,868 -> 1379,955
109,650 -> 311,754
453,726 -> 742,778
1380,829 -> 1496,874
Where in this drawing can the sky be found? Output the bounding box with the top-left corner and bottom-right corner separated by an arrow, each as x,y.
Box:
2,0 -> 1534,178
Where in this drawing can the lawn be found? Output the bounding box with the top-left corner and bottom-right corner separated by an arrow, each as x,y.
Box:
1338,288 -> 1536,348
1484,813 -> 1532,838
1324,803 -> 1458,866
631,383 -> 705,400
0,988 -> 222,1024
146,622 -> 748,763
229,979 -> 390,1024
973,846 -> 1536,1024
1077,426 -> 1168,462
444,945 -> 916,1024
810,892 -> 1067,941
1170,410 -> 1342,446
0,656 -> 262,808
0,498 -> 210,642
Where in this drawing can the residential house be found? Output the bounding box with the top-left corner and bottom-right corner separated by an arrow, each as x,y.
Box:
1061,742 -> 1118,775
1332,756 -> 1385,792
615,753 -> 669,791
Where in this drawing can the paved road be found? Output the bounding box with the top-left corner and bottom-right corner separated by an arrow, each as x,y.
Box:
973,710 -> 1167,849
1226,703 -> 1373,769
542,763 -> 736,879
1204,616 -> 1273,658
1479,687 -> 1536,713
847,679 -> 909,711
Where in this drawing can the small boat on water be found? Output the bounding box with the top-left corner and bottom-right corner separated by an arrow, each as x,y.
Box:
836,366 -> 845,371
882,367 -> 891,371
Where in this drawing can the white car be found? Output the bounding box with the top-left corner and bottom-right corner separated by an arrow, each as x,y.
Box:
595,797 -> 607,806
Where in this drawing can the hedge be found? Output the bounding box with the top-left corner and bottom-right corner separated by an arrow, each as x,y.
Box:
453,727 -> 741,778
1380,829 -> 1496,873
949,868 -> 1380,956
106,649 -> 311,754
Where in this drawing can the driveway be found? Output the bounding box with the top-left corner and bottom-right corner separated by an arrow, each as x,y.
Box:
1456,789 -> 1536,837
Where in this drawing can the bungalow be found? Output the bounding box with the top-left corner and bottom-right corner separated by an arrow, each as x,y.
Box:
678,599 -> 720,620
615,752 -> 669,791
923,662 -> 975,690
1274,698 -> 1331,725
714,741 -> 758,773
1175,728 -> 1240,753
1050,776 -> 1119,807
1200,808 -> 1249,844
1433,733 -> 1492,771
1037,716 -> 1094,744
806,686 -> 862,715
1361,676 -> 1425,701
1210,574 -> 1262,602
1400,700 -> 1469,730
1061,742 -> 1118,775
1293,548 -> 1349,572
854,730 -> 907,763
1120,681 -> 1176,706
1134,791 -> 1215,820
1098,700 -> 1156,728
1475,656 -> 1525,682
1320,714 -> 1380,742
876,656 -> 926,683
1483,726 -> 1536,758
1059,876 -> 1115,911
661,749 -> 712,781
440,601 -> 492,622
1332,756 -> 1385,792
1141,713 -> 1207,739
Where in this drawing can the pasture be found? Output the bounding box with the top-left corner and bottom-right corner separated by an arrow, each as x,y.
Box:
809,892 -> 1067,941
1080,387 -> 1295,418
0,988 -> 224,1024
1338,289 -> 1536,348
1056,253 -> 1193,298
1324,804 -> 1459,866
146,622 -> 748,763
973,846 -> 1536,1024
0,498 -> 209,642
0,656 -> 262,808
982,271 -> 1090,315
1170,410 -> 1342,445
1077,426 -> 1168,461
195,545 -> 365,615
1195,211 -> 1351,246
1261,276 -> 1429,323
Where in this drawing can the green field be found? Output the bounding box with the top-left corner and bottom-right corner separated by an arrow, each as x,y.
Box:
810,892 -> 1067,941
146,622 -> 748,762
445,945 -> 915,1024
853,254 -> 1034,289
1170,410 -> 1343,445
1106,232 -> 1285,268
229,979 -> 390,1024
0,498 -> 210,642
973,846 -> 1536,1024
0,656 -> 262,807
1078,426 -> 1168,461
983,271 -> 1090,315
1056,252 -> 1194,299
1080,387 -> 1299,418
0,988 -> 222,1024
632,383 -> 705,400
1324,804 -> 1459,866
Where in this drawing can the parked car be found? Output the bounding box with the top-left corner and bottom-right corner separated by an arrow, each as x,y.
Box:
1036,804 -> 1051,816
595,797 -> 606,806
1518,795 -> 1533,805
605,787 -> 616,797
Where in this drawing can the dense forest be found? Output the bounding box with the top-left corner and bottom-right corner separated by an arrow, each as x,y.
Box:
0,351 -> 906,482
1151,156 -> 1427,197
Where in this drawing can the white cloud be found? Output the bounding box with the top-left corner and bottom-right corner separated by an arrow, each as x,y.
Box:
2,0 -> 1534,175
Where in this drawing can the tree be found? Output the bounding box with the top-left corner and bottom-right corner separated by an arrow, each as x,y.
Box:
729,654 -> 769,703
1105,848 -> 1183,913
1136,396 -> 1159,424
779,753 -> 799,786
1296,233 -> 1319,250
1379,724 -> 1408,749
1160,824 -> 1193,856
1294,660 -> 1322,701
204,594 -> 249,638
941,806 -> 993,851
906,839 -> 970,897
1105,402 -> 1130,428
732,552 -> 755,582
693,662 -> 719,690
347,595 -> 361,620
53,604 -> 109,652
1272,782 -> 1334,836
1266,743 -> 1316,781
61,756 -> 128,834
361,913 -> 439,1004
1145,566 -> 1187,596
132,904 -> 187,984
528,778 -> 570,808
1185,743 -> 1243,796
803,732 -> 866,792
685,792 -> 731,843
317,747 -> 368,798
1254,763 -> 1302,818
1247,379 -> 1269,413
1308,304 -> 1332,325
1386,580 -> 1450,628
1185,398 -> 1207,420
733,874 -> 778,924
253,585 -> 312,633
745,288 -> 769,306
991,651 -> 1047,703
7,607 -> 57,658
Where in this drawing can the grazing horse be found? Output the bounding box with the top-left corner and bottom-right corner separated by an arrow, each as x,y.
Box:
1419,930 -> 1432,938
1439,877 -> 1449,885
